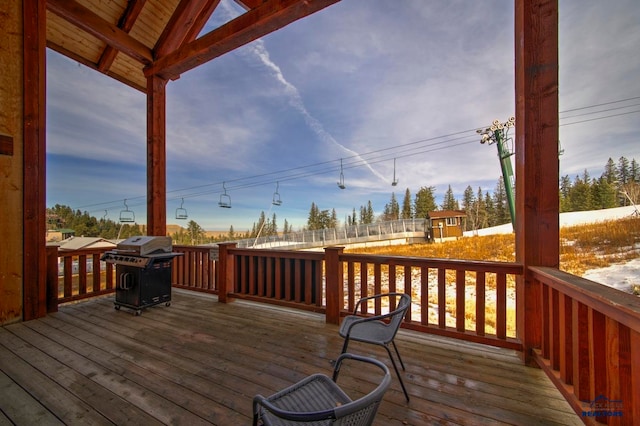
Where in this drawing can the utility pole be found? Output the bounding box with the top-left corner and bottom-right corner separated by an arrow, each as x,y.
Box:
478,117 -> 516,228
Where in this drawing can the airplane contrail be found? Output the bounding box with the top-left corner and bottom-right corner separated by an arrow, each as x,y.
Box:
248,40 -> 386,182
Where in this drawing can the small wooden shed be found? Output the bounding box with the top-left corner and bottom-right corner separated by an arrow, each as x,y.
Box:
428,210 -> 466,239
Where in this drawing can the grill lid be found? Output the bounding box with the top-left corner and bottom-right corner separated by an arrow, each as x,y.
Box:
116,236 -> 172,256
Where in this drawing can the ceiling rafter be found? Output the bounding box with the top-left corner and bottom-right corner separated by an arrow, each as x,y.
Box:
154,0 -> 222,58
234,0 -> 269,10
97,0 -> 148,72
46,39 -> 146,92
47,0 -> 153,65
144,0 -> 340,80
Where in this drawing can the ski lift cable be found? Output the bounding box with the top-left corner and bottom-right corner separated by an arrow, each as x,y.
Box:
77,95 -> 640,213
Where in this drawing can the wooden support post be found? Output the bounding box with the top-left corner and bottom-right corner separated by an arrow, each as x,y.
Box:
217,243 -> 237,303
514,0 -> 559,364
146,75 -> 167,236
23,0 -> 47,321
324,246 -> 344,325
46,246 -> 59,313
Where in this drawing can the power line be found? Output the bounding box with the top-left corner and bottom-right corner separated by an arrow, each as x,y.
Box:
74,95 -> 640,214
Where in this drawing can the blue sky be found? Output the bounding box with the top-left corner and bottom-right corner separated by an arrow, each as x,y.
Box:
46,0 -> 640,231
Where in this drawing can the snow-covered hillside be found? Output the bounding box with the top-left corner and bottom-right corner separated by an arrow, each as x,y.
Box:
465,205 -> 640,293
464,205 -> 639,236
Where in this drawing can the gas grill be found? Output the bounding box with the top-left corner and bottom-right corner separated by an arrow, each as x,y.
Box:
102,236 -> 181,315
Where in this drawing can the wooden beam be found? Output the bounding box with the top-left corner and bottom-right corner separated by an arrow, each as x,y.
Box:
47,40 -> 146,92
514,0 -> 559,364
154,0 -> 222,58
146,75 -> 167,236
47,0 -> 153,64
233,0 -> 266,11
97,0 -> 148,72
23,0 -> 48,320
145,0 -> 340,79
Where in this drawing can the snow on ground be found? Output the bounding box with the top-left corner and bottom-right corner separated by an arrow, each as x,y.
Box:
464,205 -> 639,236
465,205 -> 640,293
582,258 -> 640,294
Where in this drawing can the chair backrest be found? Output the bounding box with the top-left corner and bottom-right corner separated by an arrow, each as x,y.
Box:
332,354 -> 391,426
387,293 -> 411,337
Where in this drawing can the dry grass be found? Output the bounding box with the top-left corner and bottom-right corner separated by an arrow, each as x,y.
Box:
346,217 -> 640,336
348,217 -> 640,277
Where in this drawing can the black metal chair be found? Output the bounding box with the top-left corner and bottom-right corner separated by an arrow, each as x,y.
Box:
335,293 -> 411,401
252,353 -> 390,426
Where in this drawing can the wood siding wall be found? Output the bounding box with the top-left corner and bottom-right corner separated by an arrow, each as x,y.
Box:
0,1 -> 24,324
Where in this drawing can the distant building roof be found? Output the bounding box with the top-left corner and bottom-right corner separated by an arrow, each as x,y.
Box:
57,236 -> 116,251
428,210 -> 466,219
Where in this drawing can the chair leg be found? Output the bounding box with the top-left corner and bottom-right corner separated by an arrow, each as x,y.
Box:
383,345 -> 410,402
392,341 -> 406,371
333,338 -> 351,381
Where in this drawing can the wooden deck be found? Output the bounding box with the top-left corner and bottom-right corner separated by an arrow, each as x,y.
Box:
0,290 -> 582,425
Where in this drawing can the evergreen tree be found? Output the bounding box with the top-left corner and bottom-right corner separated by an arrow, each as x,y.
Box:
283,219 -> 290,234
441,185 -> 459,210
630,159 -> 640,183
484,192 -> 496,227
186,220 -> 205,245
352,208 -> 358,225
359,201 -> 375,224
559,175 -> 572,213
603,158 -> 618,184
228,225 -> 235,240
414,186 -> 437,218
569,170 -> 593,211
382,192 -> 400,221
493,177 -> 510,225
591,176 -> 617,209
618,156 -> 630,184
330,209 -> 338,229
475,187 -> 488,229
401,188 -> 412,219
461,185 -> 476,231
307,203 -> 320,230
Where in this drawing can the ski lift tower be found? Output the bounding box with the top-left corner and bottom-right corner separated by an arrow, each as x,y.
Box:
478,117 -> 516,227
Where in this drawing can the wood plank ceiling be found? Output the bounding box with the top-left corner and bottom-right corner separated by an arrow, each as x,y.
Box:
46,0 -> 340,92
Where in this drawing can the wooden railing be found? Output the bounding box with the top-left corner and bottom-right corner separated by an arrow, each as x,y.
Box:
46,245 -> 219,309
217,244 -> 524,350
221,247 -> 326,311
529,267 -> 640,424
46,246 -> 115,309
172,245 -> 217,293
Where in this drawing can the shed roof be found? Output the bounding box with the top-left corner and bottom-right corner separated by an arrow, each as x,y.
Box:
429,210 -> 466,219
57,236 -> 117,251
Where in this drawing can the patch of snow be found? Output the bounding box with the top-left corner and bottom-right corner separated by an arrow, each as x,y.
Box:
464,205 -> 639,237
582,258 -> 640,294
463,206 -> 640,293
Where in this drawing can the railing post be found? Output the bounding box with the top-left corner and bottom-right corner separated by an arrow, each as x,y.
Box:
46,246 -> 59,313
217,242 -> 236,303
324,246 -> 344,325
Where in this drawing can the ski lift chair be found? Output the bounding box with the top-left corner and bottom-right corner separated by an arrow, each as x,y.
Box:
219,182 -> 232,208
272,182 -> 282,206
335,293 -> 412,402
175,198 -> 188,219
337,158 -> 346,189
252,353 -> 390,426
119,199 -> 135,223
391,158 -> 398,186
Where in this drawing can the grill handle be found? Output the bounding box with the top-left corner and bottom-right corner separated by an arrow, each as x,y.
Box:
119,273 -> 134,290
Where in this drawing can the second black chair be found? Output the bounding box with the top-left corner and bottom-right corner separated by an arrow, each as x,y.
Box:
335,292 -> 412,401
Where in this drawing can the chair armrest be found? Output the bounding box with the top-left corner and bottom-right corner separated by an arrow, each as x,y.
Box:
332,353 -> 389,379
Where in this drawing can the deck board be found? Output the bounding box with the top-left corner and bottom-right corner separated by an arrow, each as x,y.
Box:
0,290 -> 582,425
